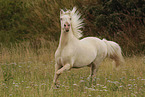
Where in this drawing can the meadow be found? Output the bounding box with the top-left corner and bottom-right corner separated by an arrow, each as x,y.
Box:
0,0 -> 144,96
0,41 -> 144,97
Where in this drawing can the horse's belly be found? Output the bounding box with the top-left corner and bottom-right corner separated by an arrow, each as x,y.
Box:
73,58 -> 94,67
73,51 -> 96,67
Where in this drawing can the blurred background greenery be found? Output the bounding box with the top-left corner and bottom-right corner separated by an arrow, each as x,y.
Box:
0,0 -> 144,55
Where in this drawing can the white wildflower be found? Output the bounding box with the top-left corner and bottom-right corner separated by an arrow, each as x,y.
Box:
104,89 -> 108,91
102,86 -> 107,88
73,84 -> 78,86
80,80 -> 85,83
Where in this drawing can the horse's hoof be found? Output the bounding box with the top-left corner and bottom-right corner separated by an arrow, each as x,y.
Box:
50,85 -> 60,90
53,86 -> 59,89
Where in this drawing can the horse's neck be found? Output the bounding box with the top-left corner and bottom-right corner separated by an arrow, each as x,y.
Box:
58,28 -> 78,49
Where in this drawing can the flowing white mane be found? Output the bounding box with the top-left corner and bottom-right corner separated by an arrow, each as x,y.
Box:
70,7 -> 83,38
62,7 -> 84,38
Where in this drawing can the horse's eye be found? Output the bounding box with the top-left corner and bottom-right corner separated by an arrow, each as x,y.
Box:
60,18 -> 62,20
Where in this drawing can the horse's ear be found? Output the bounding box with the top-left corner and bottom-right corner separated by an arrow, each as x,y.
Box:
60,9 -> 64,15
71,7 -> 77,15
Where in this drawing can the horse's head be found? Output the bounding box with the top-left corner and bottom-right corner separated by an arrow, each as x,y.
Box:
60,10 -> 72,32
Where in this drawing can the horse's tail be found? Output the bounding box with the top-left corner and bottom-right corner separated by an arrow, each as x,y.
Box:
103,39 -> 125,67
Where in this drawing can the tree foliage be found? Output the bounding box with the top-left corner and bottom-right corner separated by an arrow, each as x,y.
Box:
0,0 -> 28,42
0,0 -> 144,54
82,0 -> 145,54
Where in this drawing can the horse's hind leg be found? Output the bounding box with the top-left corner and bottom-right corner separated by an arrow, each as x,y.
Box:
88,63 -> 98,81
88,59 -> 103,81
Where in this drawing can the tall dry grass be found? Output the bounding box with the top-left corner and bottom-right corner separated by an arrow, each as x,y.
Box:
0,0 -> 144,96
0,41 -> 145,97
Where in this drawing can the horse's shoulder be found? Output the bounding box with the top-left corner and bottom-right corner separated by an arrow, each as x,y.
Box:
55,47 -> 62,58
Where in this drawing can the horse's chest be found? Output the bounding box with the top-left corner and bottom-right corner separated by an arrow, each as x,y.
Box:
55,47 -> 74,65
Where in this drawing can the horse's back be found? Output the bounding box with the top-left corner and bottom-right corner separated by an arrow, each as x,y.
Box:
80,37 -> 107,51
80,37 -> 108,62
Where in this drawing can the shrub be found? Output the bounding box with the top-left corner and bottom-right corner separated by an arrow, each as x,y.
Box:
0,0 -> 144,55
0,0 -> 28,43
82,0 -> 145,54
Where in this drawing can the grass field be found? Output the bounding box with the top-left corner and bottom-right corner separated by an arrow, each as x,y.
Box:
0,41 -> 145,97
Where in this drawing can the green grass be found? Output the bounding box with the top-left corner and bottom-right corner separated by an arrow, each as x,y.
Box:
0,42 -> 145,97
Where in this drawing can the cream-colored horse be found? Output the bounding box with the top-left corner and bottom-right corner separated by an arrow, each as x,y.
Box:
52,7 -> 124,88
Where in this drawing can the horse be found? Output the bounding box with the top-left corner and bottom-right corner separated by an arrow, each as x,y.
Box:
51,7 -> 124,88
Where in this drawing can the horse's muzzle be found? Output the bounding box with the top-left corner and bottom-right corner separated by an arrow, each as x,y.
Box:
65,29 -> 69,32
64,23 -> 70,32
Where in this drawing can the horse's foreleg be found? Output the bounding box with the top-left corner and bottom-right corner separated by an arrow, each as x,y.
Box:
56,64 -> 71,75
51,64 -> 61,89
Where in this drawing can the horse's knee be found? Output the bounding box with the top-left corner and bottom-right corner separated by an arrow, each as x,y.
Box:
56,70 -> 62,75
56,64 -> 71,75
